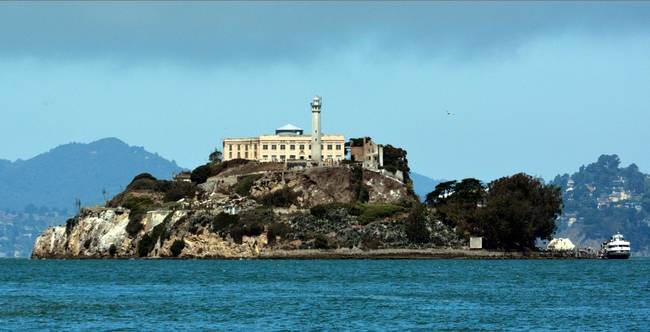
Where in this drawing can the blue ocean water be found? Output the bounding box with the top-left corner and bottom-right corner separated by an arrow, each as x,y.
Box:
1,259 -> 649,331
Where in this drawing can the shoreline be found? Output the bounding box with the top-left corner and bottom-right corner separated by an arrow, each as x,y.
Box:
31,248 -> 598,260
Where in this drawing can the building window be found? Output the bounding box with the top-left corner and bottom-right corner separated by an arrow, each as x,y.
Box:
263,155 -> 268,160
245,145 -> 248,151
271,145 -> 277,150
289,155 -> 296,160
229,152 -> 232,159
280,145 -> 286,150
299,144 -> 305,150
336,145 -> 342,150
237,144 -> 241,151
290,145 -> 295,150
237,152 -> 241,158
272,156 -> 277,162
245,152 -> 248,158
228,144 -> 232,150
327,145 -> 333,150
327,155 -> 332,160
280,155 -> 286,161
263,144 -> 268,150
299,156 -> 304,160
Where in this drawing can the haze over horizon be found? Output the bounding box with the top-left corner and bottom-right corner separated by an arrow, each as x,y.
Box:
1,2 -> 649,181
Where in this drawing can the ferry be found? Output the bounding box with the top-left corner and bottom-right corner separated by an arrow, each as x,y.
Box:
599,233 -> 631,259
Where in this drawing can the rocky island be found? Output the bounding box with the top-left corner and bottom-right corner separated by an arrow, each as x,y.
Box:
32,96 -> 566,259
32,157 -> 471,259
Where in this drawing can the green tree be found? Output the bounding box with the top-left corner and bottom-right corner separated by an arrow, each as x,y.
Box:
425,178 -> 486,232
209,149 -> 223,163
477,173 -> 562,250
405,203 -> 430,244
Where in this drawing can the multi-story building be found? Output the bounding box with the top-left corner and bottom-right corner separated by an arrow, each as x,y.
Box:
222,96 -> 345,163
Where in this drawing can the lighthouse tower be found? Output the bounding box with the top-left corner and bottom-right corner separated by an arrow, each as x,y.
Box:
310,96 -> 322,164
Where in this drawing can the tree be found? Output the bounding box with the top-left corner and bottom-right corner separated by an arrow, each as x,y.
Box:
425,178 -> 486,232
209,149 -> 223,163
190,164 -> 212,184
382,144 -> 411,184
405,203 -> 430,244
477,173 -> 562,250
425,180 -> 457,206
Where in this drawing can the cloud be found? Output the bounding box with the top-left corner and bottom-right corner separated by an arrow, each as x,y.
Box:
1,2 -> 649,65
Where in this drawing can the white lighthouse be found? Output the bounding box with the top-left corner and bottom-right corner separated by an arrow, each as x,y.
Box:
310,96 -> 322,164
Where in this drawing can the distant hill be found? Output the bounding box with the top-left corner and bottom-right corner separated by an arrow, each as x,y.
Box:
551,155 -> 650,255
0,137 -> 184,212
0,137 -> 184,257
411,172 -> 444,201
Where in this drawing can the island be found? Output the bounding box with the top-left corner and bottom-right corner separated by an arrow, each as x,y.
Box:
32,96 -> 571,259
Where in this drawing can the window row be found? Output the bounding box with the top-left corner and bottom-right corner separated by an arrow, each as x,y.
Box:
261,144 -> 342,151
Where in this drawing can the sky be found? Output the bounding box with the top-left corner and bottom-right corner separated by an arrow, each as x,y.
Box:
1,1 -> 649,182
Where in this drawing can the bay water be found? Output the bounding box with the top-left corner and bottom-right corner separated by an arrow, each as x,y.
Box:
1,259 -> 648,330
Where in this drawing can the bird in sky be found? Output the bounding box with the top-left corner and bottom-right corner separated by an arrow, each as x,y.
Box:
446,110 -> 453,116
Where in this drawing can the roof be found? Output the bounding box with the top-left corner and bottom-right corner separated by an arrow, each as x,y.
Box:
276,124 -> 303,131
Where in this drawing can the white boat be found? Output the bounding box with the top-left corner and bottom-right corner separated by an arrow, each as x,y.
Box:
602,233 -> 631,259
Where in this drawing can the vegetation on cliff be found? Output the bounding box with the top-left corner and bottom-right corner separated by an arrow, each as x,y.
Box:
425,173 -> 562,250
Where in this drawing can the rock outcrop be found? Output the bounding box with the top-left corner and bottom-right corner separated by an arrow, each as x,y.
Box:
32,164 -> 461,259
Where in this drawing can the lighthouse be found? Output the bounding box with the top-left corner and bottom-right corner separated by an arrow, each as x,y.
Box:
310,96 -> 322,164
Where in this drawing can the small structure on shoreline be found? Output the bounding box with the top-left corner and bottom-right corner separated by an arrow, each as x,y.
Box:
470,237 -> 483,250
547,238 -> 576,251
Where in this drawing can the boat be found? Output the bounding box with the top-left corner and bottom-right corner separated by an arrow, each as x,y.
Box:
600,233 -> 631,259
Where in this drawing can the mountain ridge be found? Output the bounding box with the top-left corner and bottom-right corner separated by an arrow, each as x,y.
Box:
0,137 -> 184,212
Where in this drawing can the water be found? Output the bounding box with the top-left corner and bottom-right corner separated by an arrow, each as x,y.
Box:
1,259 -> 649,331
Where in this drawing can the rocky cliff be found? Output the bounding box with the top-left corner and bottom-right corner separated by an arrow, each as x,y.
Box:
33,162 -> 462,259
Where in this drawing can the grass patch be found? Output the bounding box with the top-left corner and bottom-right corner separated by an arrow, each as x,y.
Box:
357,203 -> 406,225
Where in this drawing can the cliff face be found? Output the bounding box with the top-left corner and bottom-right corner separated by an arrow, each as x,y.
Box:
33,164 -> 458,259
32,208 -> 267,259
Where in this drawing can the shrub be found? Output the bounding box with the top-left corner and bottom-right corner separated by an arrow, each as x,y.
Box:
132,173 -> 157,182
65,218 -> 78,235
267,223 -> 292,244
310,203 -> 351,219
349,164 -> 369,203
127,177 -> 160,191
258,187 -> 298,207
123,196 -> 155,237
360,234 -> 381,250
405,204 -> 430,244
108,244 -> 117,257
314,235 -> 329,249
234,174 -> 262,197
163,181 -> 197,202
211,213 -> 240,233
242,222 -> 264,237
190,159 -> 251,184
126,218 -> 144,236
190,164 -> 212,184
239,207 -> 275,225
230,226 -> 244,244
136,222 -> 166,257
170,239 -> 185,257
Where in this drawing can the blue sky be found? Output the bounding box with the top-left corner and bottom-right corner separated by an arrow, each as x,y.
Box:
1,2 -> 649,181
